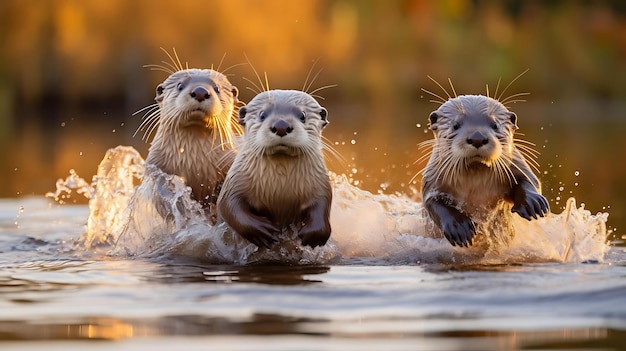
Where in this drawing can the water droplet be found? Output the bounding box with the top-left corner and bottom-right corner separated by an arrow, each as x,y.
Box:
558,186 -> 564,192
353,131 -> 357,135
351,168 -> 358,174
574,170 -> 580,176
574,182 -> 578,187
79,152 -> 83,156
350,140 -> 356,145
179,148 -> 185,153
17,206 -> 24,215
416,123 -> 422,128
112,129 -> 116,133
61,122 -> 66,127
13,168 -> 17,171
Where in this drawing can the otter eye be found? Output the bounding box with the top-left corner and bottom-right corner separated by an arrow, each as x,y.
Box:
177,83 -> 184,91
491,122 -> 498,130
299,111 -> 306,123
452,122 -> 460,130
260,111 -> 267,121
214,86 -> 220,94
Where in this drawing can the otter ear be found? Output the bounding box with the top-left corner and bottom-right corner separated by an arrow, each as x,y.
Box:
155,84 -> 165,103
238,106 -> 247,126
428,112 -> 439,131
231,86 -> 239,99
508,112 -> 519,129
319,108 -> 329,128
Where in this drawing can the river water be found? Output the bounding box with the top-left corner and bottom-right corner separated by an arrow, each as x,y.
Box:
1,146 -> 625,351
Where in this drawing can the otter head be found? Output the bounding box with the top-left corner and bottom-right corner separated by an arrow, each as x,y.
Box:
428,95 -> 518,168
237,90 -> 329,157
155,68 -> 239,134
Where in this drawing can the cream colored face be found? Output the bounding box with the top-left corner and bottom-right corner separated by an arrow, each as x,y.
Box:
156,69 -> 239,129
429,95 -> 517,166
238,90 -> 328,156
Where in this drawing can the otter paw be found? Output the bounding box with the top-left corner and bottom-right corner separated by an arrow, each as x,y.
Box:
512,192 -> 550,221
441,216 -> 476,247
238,220 -> 280,249
298,225 -> 331,248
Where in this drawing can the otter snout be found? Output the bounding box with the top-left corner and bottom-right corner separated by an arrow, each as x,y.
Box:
270,119 -> 293,137
190,86 -> 211,102
467,131 -> 489,148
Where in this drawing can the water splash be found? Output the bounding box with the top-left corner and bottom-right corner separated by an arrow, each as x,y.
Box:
49,146 -> 610,265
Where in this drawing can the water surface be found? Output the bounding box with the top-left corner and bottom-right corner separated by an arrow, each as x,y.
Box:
1,156 -> 624,350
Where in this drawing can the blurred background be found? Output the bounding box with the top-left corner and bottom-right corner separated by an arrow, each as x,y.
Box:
0,0 -> 624,238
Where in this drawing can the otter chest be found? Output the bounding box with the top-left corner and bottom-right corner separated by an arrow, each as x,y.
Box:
248,156 -> 323,225
444,169 -> 510,210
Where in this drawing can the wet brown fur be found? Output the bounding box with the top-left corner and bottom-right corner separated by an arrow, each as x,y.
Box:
420,94 -> 549,248
138,67 -> 241,208
217,90 -> 332,248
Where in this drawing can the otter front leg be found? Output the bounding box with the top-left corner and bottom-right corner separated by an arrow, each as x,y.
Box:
298,193 -> 332,248
424,196 -> 476,247
219,195 -> 280,249
510,180 -> 550,220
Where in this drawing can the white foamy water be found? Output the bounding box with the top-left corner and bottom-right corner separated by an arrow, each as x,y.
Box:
47,145 -> 610,265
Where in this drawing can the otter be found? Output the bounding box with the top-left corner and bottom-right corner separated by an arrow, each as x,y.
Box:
137,68 -> 241,209
420,95 -> 549,247
217,90 -> 332,248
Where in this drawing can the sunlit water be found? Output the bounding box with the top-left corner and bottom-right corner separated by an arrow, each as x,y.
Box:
1,146 -> 625,350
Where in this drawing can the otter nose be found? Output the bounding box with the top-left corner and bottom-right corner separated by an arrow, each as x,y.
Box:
467,131 -> 489,148
270,120 -> 293,137
190,87 -> 210,102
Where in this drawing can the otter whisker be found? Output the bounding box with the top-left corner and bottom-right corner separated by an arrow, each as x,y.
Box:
303,59 -> 322,93
143,117 -> 161,141
244,53 -> 267,93
417,139 -> 437,149
244,84 -> 262,96
508,159 -> 534,184
427,75 -> 452,100
215,52 -> 228,73
448,78 -> 457,98
133,103 -> 159,117
143,64 -> 175,75
495,156 -> 516,186
421,88 -> 447,105
263,72 -> 270,92
493,77 -> 503,101
172,48 -> 185,72
500,92 -> 530,105
135,109 -> 160,136
514,142 -> 540,158
134,109 -> 160,138
515,148 -> 541,174
159,48 -> 182,72
309,84 -> 339,99
321,136 -> 347,165
497,69 -> 529,102
221,62 -> 249,75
